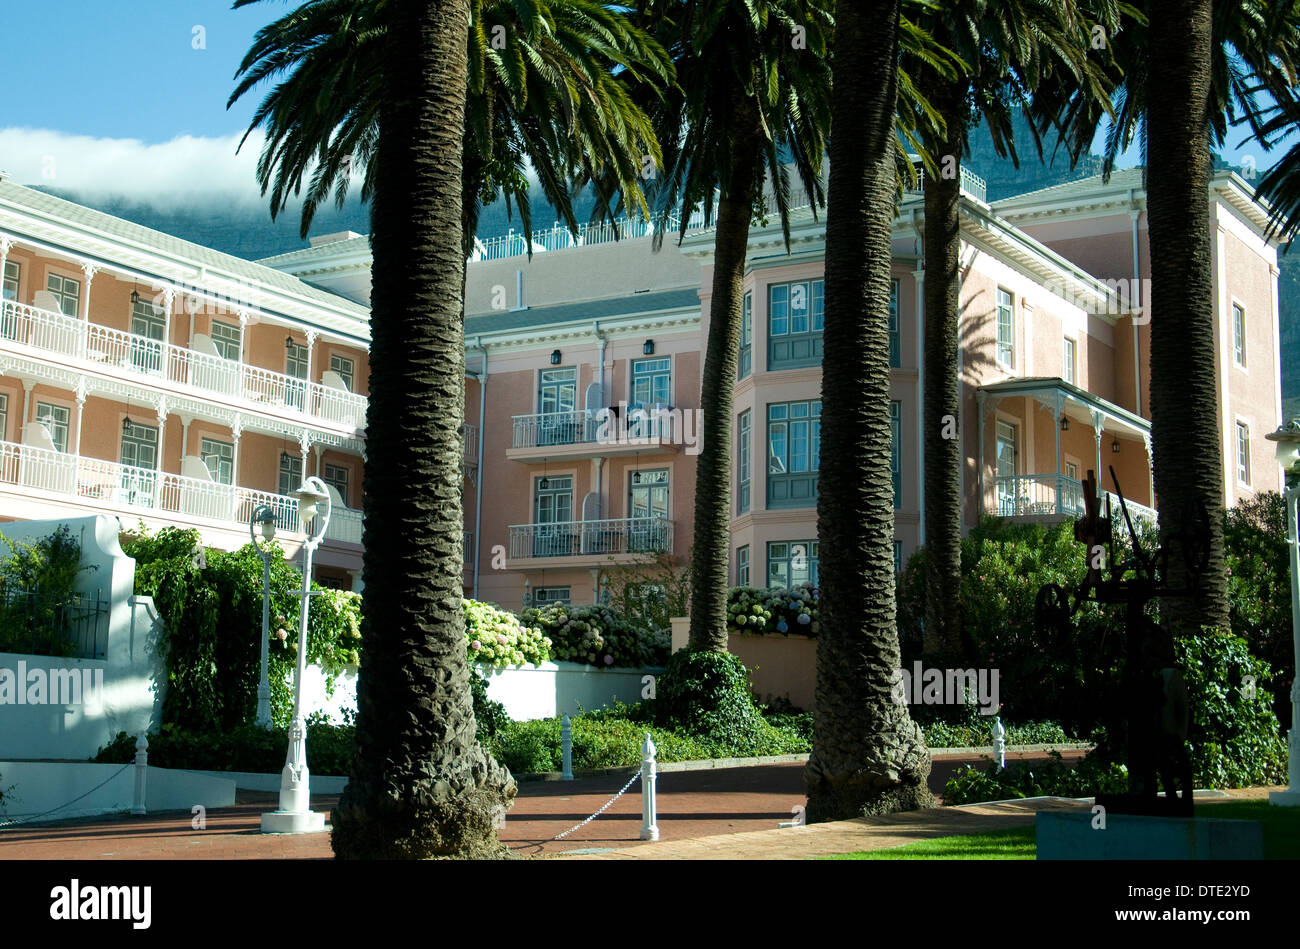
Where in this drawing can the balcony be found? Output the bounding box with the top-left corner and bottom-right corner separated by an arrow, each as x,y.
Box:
507,408 -> 681,461
507,516 -> 673,567
0,439 -> 361,546
0,301 -> 367,432
989,474 -> 1156,525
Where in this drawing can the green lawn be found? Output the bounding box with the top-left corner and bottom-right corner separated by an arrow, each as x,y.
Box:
823,798 -> 1300,860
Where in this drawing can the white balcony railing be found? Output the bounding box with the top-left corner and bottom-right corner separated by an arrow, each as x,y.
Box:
0,301 -> 367,430
990,474 -> 1158,525
0,438 -> 362,546
508,516 -> 673,559
510,407 -> 675,450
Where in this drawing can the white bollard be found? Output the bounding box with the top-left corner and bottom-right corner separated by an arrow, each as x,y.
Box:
132,733 -> 148,815
992,716 -> 1006,772
561,714 -> 574,781
640,733 -> 659,841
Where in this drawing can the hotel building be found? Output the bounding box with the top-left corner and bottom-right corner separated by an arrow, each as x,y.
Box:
0,164 -> 1284,607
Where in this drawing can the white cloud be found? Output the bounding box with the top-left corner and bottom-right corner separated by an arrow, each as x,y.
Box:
0,127 -> 315,205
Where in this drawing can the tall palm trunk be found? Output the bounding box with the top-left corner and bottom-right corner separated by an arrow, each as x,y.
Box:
332,0 -> 515,859
921,76 -> 967,659
1146,0 -> 1229,637
806,0 -> 934,821
687,106 -> 763,653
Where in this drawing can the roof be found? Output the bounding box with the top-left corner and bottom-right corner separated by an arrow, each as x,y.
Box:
0,181 -> 370,329
465,288 -> 700,338
995,167 -> 1147,207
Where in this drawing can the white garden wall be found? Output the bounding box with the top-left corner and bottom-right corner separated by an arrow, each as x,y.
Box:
0,516 -> 166,760
0,761 -> 234,823
481,661 -> 662,721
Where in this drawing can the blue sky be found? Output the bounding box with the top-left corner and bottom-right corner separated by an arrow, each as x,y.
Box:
0,1 -> 1291,202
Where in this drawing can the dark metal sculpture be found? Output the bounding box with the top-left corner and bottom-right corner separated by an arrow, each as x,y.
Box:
1034,466 -> 1207,818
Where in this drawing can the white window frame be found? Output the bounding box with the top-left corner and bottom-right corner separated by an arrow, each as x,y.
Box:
200,436 -> 234,485
2,260 -> 19,301
46,272 -> 81,317
1231,300 -> 1247,370
736,545 -> 750,587
329,353 -> 356,390
211,320 -> 242,361
1063,336 -> 1077,385
1235,419 -> 1251,486
996,287 -> 1015,369
323,462 -> 351,507
34,401 -> 70,453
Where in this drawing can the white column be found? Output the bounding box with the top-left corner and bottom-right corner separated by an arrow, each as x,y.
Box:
72,383 -> 87,458
313,444 -> 324,478
79,262 -> 97,321
179,414 -> 193,462
230,415 -> 244,521
20,379 -> 34,431
154,398 -> 168,509
305,330 -> 319,417
1090,409 -> 1105,500
161,286 -> 175,380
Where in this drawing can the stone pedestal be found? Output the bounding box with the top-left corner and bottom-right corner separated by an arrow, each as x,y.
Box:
1036,811 -> 1263,859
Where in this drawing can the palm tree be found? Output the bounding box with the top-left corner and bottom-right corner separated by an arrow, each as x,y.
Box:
908,0 -> 1115,658
307,0 -> 512,859
634,0 -> 833,653
230,0 -> 670,256
1240,92 -> 1300,244
1040,0 -> 1300,636
805,0 -> 935,821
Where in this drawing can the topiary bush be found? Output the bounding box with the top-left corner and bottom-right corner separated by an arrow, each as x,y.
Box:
521,603 -> 667,668
463,598 -> 551,667
726,583 -> 819,636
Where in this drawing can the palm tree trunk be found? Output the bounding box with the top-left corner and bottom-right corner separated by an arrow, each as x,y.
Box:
806,0 -> 934,821
921,77 -> 967,659
1146,0 -> 1230,637
332,0 -> 515,859
687,108 -> 763,653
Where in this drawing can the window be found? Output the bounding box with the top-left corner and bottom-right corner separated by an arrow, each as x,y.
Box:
768,279 -> 825,369
211,321 -> 242,361
329,353 -> 355,390
1236,421 -> 1251,485
767,541 -> 818,589
286,340 -> 309,411
888,279 -> 901,368
737,545 -> 750,587
1232,303 -> 1246,368
533,475 -> 574,556
534,586 -> 571,606
200,437 -> 234,485
631,357 -> 671,407
318,576 -> 344,590
0,393 -> 7,441
767,401 -> 821,508
629,468 -> 669,519
539,367 -> 576,414
323,463 -> 350,507
995,420 -> 1018,514
737,409 -> 751,514
2,261 -> 18,301
130,296 -> 166,374
738,292 -> 752,379
996,288 -> 1015,368
46,273 -> 80,316
34,402 -> 69,453
1063,337 -> 1076,385
120,421 -> 158,470
279,452 -> 303,497
890,400 -> 902,510
894,541 -> 903,575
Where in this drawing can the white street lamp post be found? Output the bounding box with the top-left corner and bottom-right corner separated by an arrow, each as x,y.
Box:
262,476 -> 332,834
249,504 -> 277,728
1268,420 -> 1300,808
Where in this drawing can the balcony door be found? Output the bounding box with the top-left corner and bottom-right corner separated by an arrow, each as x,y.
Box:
628,468 -> 669,552
534,475 -> 573,556
286,340 -> 309,412
538,368 -> 578,446
995,420 -> 1018,515
119,421 -> 158,507
130,297 -> 166,375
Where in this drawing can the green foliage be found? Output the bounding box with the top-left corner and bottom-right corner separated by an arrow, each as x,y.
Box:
470,666 -> 510,741
942,751 -> 1131,805
0,524 -> 97,658
521,602 -> 667,668
122,524 -> 362,732
922,719 -> 1070,750
464,598 -> 551,667
1175,631 -> 1289,788
726,583 -> 819,636
94,715 -> 355,776
600,552 -> 690,637
1223,492 -> 1293,721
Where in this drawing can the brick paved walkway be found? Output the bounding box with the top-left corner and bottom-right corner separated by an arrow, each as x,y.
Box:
0,750 -> 1086,860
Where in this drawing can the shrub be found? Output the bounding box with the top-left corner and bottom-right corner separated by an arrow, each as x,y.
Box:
1175,631 -> 1288,788
943,751 -> 1130,805
521,603 -> 666,668
470,666 -> 510,741
0,524 -> 97,658
726,583 -> 819,637
94,716 -> 356,776
464,599 -> 550,667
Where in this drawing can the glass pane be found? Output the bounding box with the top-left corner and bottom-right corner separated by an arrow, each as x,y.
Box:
768,423 -> 787,473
